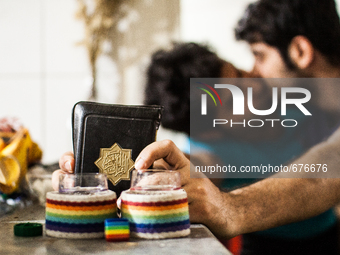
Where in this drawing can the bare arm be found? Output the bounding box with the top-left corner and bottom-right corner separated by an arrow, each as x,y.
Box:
226,130 -> 340,236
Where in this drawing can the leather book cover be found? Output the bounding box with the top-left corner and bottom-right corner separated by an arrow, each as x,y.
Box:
72,101 -> 163,196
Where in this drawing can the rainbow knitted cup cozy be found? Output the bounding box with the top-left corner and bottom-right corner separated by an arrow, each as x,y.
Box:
121,189 -> 190,239
45,190 -> 117,239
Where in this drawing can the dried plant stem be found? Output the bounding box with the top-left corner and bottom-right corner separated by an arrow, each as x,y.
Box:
76,0 -> 120,100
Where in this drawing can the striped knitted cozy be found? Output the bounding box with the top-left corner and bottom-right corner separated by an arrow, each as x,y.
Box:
121,189 -> 190,239
45,190 -> 117,239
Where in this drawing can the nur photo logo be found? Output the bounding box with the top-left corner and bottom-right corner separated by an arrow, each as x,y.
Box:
196,80 -> 312,128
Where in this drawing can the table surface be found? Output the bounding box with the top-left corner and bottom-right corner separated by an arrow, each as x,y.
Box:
0,203 -> 231,255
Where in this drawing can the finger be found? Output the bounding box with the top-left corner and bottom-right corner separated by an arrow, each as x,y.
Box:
135,140 -> 188,170
52,169 -> 65,191
183,181 -> 204,223
153,159 -> 171,170
183,181 -> 198,204
117,197 -> 121,210
59,151 -> 75,173
183,182 -> 209,225
153,159 -> 193,185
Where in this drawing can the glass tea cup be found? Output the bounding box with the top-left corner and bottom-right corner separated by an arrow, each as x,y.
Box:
130,169 -> 181,191
59,173 -> 108,194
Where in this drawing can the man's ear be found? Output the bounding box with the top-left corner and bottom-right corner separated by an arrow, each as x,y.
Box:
288,36 -> 315,69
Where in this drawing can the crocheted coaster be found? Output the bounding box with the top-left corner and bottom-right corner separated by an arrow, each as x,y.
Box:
45,190 -> 117,239
121,189 -> 190,239
105,218 -> 130,242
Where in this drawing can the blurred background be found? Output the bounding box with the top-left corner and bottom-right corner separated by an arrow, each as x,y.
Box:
2,0 -> 338,164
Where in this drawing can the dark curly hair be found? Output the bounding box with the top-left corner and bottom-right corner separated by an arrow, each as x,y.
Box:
235,0 -> 340,69
144,42 -> 223,135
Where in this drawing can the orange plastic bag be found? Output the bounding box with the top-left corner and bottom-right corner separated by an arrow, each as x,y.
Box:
0,128 -> 42,194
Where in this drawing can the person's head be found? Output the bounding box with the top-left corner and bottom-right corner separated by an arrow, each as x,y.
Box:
235,0 -> 340,78
144,42 -> 224,135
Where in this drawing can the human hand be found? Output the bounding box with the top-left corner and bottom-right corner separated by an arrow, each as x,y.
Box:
51,151 -> 75,191
134,140 -> 232,238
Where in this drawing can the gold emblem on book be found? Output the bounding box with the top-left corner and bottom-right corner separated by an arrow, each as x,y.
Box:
94,143 -> 134,186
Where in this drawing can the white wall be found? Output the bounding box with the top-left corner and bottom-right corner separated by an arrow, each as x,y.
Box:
0,0 -> 116,163
180,0 -> 256,71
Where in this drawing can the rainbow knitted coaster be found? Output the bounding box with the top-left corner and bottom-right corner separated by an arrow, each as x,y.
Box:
121,189 -> 190,239
45,190 -> 117,239
105,218 -> 130,242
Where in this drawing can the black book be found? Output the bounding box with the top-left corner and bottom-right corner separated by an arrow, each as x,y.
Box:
72,101 -> 163,197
